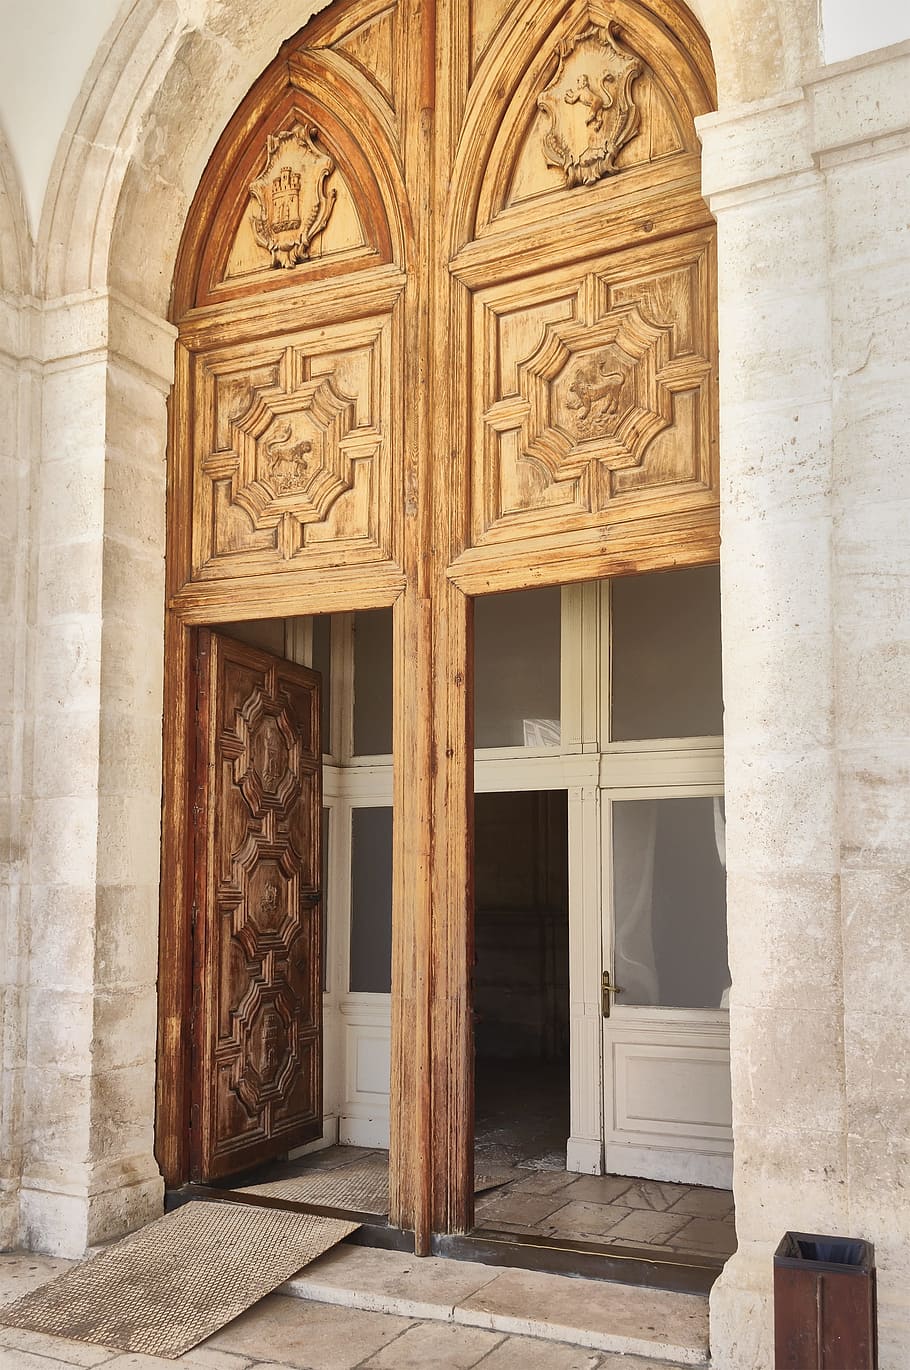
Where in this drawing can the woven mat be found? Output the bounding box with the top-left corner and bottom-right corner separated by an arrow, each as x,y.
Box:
0,1200 -> 358,1360
238,1155 -> 514,1213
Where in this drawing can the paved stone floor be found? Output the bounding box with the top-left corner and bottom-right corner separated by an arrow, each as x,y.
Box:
243,1143 -> 736,1261
0,1252 -> 705,1370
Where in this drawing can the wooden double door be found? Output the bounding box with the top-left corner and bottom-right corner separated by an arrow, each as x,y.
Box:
157,0 -> 719,1248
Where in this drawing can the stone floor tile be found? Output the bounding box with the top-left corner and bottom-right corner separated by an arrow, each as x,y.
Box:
458,1267 -> 709,1360
473,1192 -> 565,1227
665,1218 -> 738,1257
99,1357 -> 187,1369
0,1325 -> 113,1364
598,1356 -> 695,1370
287,1245 -> 498,1317
552,1176 -> 634,1205
507,1171 -> 583,1197
614,1181 -> 689,1213
360,1320 -> 504,1368
665,1189 -> 734,1220
207,1295 -> 414,1370
544,1201 -> 632,1241
0,1350 -> 108,1370
473,1333 -> 602,1368
0,1254 -> 74,1307
179,1346 -> 254,1368
599,1209 -> 691,1245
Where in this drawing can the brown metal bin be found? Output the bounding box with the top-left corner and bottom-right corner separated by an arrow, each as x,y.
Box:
774,1231 -> 877,1369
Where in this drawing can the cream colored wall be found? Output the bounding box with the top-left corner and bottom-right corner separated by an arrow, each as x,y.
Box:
0,2 -> 908,1368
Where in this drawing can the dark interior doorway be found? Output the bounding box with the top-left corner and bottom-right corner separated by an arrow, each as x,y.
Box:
473,789 -> 569,1173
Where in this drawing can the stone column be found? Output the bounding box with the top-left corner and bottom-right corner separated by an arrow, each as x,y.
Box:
701,42 -> 910,1370
0,233 -> 35,1252
19,290 -> 174,1255
823,44 -> 910,1368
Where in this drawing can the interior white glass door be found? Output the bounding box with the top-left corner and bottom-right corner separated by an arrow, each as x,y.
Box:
600,790 -> 733,1188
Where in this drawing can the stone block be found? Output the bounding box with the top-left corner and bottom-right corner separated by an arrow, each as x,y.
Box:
35,540 -> 104,624
27,885 -> 96,989
28,797 -> 99,886
30,711 -> 100,799
698,95 -> 812,201
37,454 -> 104,551
717,287 -> 830,408
34,620 -> 102,718
841,867 -> 910,1018
25,989 -> 93,1073
728,1006 -> 846,1137
95,791 -> 163,886
731,1123 -> 850,1244
720,398 -> 833,526
844,1011 -> 910,1142
94,884 -> 160,989
92,991 -> 158,1073
97,713 -> 164,796
725,870 -> 842,1010
89,1065 -> 157,1162
40,364 -> 107,465
720,513 -> 833,643
723,746 -> 839,876
839,744 -> 910,867
826,145 -> 910,274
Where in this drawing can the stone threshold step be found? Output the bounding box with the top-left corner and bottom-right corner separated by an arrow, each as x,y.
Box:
282,1244 -> 710,1366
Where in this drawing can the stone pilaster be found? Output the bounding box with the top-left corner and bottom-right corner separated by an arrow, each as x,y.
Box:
18,290 -> 174,1255
700,40 -> 910,1370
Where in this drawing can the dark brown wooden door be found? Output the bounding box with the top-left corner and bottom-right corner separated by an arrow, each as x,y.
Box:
191,629 -> 322,1181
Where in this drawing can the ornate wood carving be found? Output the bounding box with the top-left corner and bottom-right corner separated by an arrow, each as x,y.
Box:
161,0 -> 719,1251
465,232 -> 716,558
190,316 -> 394,578
538,23 -> 643,188
192,631 -> 322,1181
249,122 -> 337,268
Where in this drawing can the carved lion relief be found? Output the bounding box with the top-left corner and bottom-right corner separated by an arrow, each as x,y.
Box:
194,321 -> 392,574
473,241 -> 715,542
249,122 -> 337,268
538,23 -> 643,188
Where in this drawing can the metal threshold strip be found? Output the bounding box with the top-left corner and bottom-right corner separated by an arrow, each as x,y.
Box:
167,1184 -> 723,1297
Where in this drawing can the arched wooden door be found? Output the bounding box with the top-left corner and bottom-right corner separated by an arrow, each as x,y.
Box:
157,0 -> 717,1251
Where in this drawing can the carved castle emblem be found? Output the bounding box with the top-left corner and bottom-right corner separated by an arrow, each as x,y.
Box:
249,122 -> 336,268
538,23 -> 643,188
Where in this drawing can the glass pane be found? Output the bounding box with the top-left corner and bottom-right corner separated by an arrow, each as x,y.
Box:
321,807 -> 329,993
612,797 -> 729,1009
312,615 -> 332,756
353,608 -> 393,756
611,565 -> 722,740
474,587 -> 561,748
349,806 -> 392,993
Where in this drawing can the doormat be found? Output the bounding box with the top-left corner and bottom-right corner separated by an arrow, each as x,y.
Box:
237,1154 -> 514,1213
0,1200 -> 359,1360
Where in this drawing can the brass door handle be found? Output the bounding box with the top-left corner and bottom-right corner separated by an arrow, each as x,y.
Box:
601,970 -> 624,1018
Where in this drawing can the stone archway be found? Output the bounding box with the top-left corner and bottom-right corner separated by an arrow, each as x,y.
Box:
16,0 -> 890,1366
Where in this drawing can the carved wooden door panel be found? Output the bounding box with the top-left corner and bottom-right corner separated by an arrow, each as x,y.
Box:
191,630 -> 322,1181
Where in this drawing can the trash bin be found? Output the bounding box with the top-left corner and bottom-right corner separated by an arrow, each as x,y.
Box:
774,1231 -> 877,1369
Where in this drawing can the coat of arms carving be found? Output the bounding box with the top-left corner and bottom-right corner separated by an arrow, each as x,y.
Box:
538,23 -> 643,188
249,122 -> 337,268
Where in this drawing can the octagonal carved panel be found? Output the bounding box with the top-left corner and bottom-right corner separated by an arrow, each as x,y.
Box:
191,315 -> 395,579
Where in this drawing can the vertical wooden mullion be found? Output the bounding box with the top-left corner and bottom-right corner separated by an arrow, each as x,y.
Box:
155,610 -> 195,1186
428,0 -> 474,1237
388,0 -> 436,1252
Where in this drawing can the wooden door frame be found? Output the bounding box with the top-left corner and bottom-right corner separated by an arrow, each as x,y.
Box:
154,576 -> 473,1255
155,0 -> 719,1257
